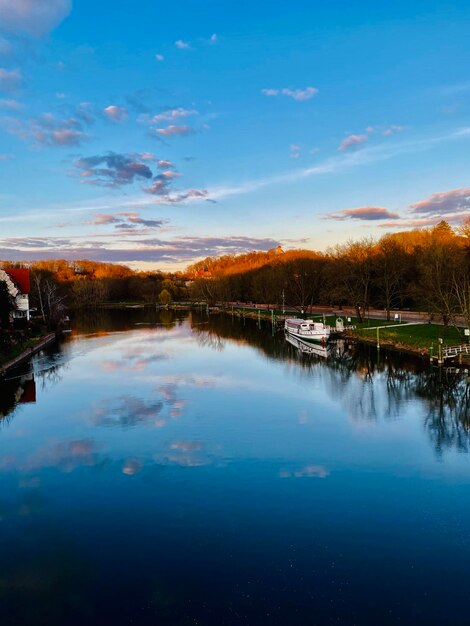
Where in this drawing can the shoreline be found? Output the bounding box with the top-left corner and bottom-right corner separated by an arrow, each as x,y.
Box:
0,333 -> 57,377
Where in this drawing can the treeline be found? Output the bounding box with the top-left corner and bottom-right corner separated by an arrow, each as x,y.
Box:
189,220 -> 470,328
0,259 -> 189,323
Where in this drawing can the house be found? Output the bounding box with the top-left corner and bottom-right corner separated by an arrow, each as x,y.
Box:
0,268 -> 31,321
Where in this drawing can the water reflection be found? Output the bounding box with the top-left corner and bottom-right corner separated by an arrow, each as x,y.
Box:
1,309 -> 470,625
191,312 -> 470,453
1,310 -> 469,457
0,374 -> 36,424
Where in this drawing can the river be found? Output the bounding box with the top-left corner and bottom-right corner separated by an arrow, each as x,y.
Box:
1,309 -> 469,625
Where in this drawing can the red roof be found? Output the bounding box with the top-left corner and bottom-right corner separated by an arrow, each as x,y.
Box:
5,268 -> 31,294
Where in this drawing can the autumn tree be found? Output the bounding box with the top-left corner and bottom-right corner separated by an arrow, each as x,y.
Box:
329,239 -> 376,323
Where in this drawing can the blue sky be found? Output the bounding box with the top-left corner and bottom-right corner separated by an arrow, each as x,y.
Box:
0,0 -> 469,270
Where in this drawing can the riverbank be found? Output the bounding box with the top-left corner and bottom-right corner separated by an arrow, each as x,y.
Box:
221,306 -> 468,361
0,333 -> 57,376
349,323 -> 467,360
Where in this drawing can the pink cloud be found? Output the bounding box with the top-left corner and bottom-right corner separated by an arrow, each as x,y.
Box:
161,170 -> 180,179
104,105 -> 128,122
410,187 -> 470,215
383,125 -> 404,136
326,206 -> 400,221
155,125 -> 194,137
51,129 -> 85,145
0,0 -> 71,37
338,133 -> 368,151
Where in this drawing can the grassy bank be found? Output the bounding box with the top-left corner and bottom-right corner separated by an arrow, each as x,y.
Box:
0,327 -> 54,371
353,323 -> 464,355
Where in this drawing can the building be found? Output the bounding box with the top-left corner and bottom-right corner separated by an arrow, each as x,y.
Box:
0,268 -> 31,321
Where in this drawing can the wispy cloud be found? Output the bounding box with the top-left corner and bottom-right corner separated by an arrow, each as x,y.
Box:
89,212 -> 168,230
2,112 -> 90,146
150,107 -> 198,123
0,235 -> 282,265
0,67 -> 22,92
205,127 -> 470,203
379,212 -> 468,230
155,53 -> 164,62
0,0 -> 71,38
338,133 -> 368,151
325,206 -> 400,221
155,125 -> 194,137
290,144 -> 301,158
0,97 -> 23,110
262,86 -> 318,101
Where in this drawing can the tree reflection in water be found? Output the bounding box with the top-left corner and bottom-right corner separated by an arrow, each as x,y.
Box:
1,311 -> 469,456
0,344 -> 65,425
193,313 -> 470,454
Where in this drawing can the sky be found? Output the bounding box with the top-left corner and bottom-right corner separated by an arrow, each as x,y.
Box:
0,0 -> 470,271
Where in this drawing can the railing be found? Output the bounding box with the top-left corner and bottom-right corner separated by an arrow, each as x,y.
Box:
443,344 -> 470,358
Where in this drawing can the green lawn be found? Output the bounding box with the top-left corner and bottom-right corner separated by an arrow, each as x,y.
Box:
357,323 -> 464,350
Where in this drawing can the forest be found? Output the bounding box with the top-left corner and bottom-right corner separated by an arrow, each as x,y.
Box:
188,220 -> 470,327
1,219 -> 469,330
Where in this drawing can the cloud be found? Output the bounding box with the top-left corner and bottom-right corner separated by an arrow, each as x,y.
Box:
379,212 -> 468,230
150,107 -> 198,123
75,152 -> 154,187
209,33 -> 217,44
279,465 -> 329,479
0,67 -> 22,92
2,112 -> 90,146
0,97 -> 22,110
155,124 -> 194,137
90,211 -> 168,230
92,396 -> 164,428
73,102 -> 95,126
155,53 -> 164,61
0,235 -> 283,265
142,178 -> 171,196
261,86 -> 318,101
139,152 -> 157,161
0,0 -> 71,37
410,187 -> 470,215
175,39 -> 190,49
338,133 -> 368,151
103,105 -> 128,122
0,36 -> 12,56
383,125 -> 404,136
325,206 -> 400,221
290,144 -> 300,158
0,152 -> 12,159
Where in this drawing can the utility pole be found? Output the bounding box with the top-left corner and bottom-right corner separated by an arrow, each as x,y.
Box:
282,289 -> 285,314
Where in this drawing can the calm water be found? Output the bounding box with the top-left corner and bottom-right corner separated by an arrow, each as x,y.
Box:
1,309 -> 470,625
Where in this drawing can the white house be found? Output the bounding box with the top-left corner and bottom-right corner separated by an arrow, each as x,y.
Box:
0,268 -> 31,321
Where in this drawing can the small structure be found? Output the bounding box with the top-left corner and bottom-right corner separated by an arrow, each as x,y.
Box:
0,268 -> 31,321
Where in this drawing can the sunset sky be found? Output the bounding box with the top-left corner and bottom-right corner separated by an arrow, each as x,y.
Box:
1,0 -> 470,270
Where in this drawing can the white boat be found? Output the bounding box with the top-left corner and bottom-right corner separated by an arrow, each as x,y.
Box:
284,318 -> 330,342
285,333 -> 329,358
